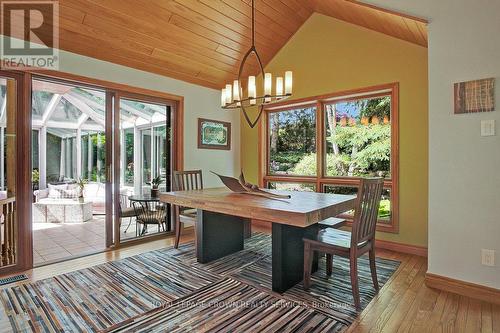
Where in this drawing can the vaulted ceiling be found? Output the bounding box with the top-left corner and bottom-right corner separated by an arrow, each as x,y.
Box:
12,0 -> 428,89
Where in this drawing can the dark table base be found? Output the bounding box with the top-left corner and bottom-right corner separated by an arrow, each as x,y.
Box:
195,209 -> 318,293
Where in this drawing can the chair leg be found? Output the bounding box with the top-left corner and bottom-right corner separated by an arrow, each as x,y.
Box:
326,254 -> 333,276
303,242 -> 313,290
124,217 -> 132,233
369,249 -> 379,291
350,255 -> 361,310
174,206 -> 181,249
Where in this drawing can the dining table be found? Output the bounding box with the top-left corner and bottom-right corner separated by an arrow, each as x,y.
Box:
160,187 -> 356,293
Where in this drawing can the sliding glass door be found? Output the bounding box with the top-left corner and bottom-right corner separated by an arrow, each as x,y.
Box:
115,95 -> 173,244
31,78 -> 109,266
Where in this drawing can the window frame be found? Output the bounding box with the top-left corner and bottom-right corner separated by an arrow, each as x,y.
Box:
259,83 -> 399,233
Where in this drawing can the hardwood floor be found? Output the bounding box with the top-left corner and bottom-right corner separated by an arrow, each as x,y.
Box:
2,226 -> 499,332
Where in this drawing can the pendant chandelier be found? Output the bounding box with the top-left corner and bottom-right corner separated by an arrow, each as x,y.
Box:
220,0 -> 293,128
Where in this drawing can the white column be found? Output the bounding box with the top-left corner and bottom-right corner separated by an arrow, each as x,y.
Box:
150,125 -> 155,179
87,134 -> 92,181
39,127 -> 47,189
0,127 -> 4,190
59,138 -> 65,179
76,128 -> 82,180
133,125 -> 141,195
66,138 -> 71,178
120,129 -> 125,186
96,132 -> 102,182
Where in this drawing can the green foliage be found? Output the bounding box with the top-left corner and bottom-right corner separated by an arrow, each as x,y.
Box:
289,153 -> 316,176
329,124 -> 391,177
76,178 -> 87,197
32,169 -> 40,183
146,175 -> 163,189
357,96 -> 390,119
270,108 -> 316,154
378,199 -> 391,219
291,153 -> 350,177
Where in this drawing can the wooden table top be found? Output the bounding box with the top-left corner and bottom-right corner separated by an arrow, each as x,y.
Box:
160,187 -> 356,227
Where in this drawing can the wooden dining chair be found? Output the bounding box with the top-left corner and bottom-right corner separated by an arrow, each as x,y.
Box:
303,177 -> 384,310
172,170 -> 203,248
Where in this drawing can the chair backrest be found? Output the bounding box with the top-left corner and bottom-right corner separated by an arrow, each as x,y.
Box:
172,170 -> 203,191
119,194 -> 128,211
351,178 -> 384,248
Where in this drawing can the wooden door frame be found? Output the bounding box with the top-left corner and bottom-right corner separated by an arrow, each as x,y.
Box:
0,70 -> 33,275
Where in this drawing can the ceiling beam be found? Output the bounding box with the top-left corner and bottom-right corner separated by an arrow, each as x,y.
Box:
41,94 -> 62,126
62,93 -> 105,126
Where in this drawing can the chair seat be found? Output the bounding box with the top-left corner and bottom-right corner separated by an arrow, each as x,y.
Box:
309,229 -> 369,251
318,229 -> 353,248
120,207 -> 136,218
318,217 -> 346,229
180,208 -> 197,217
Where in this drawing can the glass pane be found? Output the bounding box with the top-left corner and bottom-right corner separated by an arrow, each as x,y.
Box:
0,77 -> 18,268
31,79 -> 106,266
324,185 -> 357,215
379,188 -> 391,222
123,128 -> 134,187
323,184 -> 392,220
267,182 -> 316,192
142,129 -> 151,187
324,96 -> 391,178
119,98 -> 170,242
268,106 -> 316,176
154,126 -> 168,192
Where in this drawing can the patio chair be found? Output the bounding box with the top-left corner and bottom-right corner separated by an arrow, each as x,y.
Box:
132,200 -> 167,236
119,194 -> 136,233
172,170 -> 203,248
302,177 -> 384,310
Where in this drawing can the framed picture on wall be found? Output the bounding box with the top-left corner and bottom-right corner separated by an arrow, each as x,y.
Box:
197,118 -> 231,150
454,78 -> 495,114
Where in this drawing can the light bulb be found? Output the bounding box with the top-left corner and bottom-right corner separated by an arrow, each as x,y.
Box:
285,71 -> 292,95
276,77 -> 283,98
264,73 -> 272,102
248,76 -> 256,105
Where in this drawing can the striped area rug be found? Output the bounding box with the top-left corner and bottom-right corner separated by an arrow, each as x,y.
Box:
104,278 -> 345,333
0,233 -> 399,332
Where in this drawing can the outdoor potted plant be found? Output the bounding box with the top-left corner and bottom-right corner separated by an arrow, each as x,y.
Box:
76,178 -> 87,203
147,176 -> 163,198
32,169 -> 40,191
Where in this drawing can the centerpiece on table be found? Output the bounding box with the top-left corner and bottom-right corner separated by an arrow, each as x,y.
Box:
147,176 -> 163,198
212,171 -> 291,199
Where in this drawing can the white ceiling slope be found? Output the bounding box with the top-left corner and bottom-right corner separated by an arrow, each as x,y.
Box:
360,0 -> 433,21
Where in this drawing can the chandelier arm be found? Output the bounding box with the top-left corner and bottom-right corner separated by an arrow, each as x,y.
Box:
240,103 -> 264,129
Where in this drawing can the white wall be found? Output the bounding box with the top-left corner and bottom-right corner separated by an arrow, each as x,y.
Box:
363,0 -> 500,289
4,37 -> 240,187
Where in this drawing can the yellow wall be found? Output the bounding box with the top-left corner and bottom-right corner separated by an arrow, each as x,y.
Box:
241,13 -> 428,247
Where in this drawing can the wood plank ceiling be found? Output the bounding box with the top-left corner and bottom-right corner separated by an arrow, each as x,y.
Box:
11,0 -> 428,89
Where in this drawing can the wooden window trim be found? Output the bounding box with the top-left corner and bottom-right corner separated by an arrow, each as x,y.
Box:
260,82 -> 399,234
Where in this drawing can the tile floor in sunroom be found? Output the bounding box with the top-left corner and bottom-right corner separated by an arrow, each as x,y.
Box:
32,216 -> 167,265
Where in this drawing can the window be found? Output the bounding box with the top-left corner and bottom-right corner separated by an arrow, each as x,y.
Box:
268,182 -> 316,192
262,83 -> 399,232
268,105 -> 316,176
